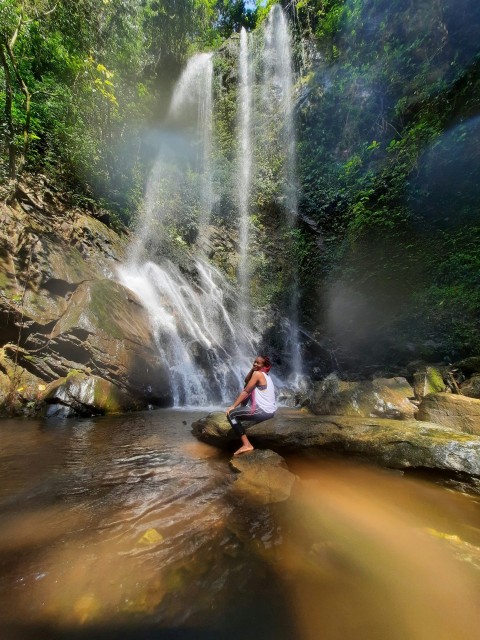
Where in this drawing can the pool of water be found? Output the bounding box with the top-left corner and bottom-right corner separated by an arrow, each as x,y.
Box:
0,409 -> 479,640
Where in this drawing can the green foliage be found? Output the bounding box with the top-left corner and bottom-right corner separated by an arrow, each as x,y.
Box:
1,0 -> 479,364
295,0 -> 480,361
0,0 -> 256,223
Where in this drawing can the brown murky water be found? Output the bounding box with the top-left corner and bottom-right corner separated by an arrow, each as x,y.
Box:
0,409 -> 479,640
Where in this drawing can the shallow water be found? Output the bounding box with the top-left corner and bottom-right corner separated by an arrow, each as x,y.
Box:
0,409 -> 479,640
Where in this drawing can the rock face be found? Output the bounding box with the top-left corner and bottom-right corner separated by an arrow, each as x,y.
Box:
309,374 -> 416,419
0,177 -> 171,416
229,449 -> 297,504
417,393 -> 480,435
192,410 -> 480,477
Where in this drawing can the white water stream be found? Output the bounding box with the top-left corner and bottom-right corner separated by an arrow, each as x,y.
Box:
263,5 -> 302,381
119,6 -> 303,406
237,27 -> 253,338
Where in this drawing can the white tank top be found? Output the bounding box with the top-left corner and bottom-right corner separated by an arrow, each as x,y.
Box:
253,373 -> 277,414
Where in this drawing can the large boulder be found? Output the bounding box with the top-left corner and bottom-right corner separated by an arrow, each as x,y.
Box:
6,278 -> 173,413
192,409 -> 480,477
229,449 -> 297,504
44,372 -> 139,417
0,180 -> 173,415
308,374 -> 416,419
417,393 -> 480,435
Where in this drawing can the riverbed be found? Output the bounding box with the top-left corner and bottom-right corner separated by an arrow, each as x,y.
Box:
1,409 -> 479,640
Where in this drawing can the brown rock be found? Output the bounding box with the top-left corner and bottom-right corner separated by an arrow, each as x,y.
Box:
230,449 -> 296,504
416,393 -> 480,435
460,374 -> 480,399
309,374 -> 416,419
192,409 -> 480,477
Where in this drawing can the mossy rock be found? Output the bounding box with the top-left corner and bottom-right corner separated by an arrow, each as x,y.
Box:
192,409 -> 480,478
43,372 -> 140,416
413,366 -> 446,399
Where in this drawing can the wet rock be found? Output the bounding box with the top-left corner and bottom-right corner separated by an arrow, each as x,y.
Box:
47,278 -> 171,406
417,393 -> 480,435
191,411 -> 236,445
43,372 -> 138,417
308,373 -> 416,419
192,409 -> 480,477
229,449 -> 296,504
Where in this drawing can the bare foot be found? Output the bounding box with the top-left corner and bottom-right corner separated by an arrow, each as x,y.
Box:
233,445 -> 254,456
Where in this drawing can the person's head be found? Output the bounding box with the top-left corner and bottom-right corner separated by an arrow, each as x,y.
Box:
253,355 -> 271,372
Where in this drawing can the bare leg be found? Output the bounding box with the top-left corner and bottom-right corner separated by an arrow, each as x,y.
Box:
234,434 -> 254,456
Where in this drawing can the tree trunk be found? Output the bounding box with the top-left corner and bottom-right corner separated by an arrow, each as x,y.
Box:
5,41 -> 31,175
0,44 -> 16,179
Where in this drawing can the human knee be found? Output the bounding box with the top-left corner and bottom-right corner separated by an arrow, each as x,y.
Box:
227,412 -> 245,436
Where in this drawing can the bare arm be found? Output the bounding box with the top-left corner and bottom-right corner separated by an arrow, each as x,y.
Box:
244,367 -> 254,385
226,372 -> 261,414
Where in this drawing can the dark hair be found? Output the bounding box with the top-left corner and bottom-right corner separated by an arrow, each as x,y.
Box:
259,355 -> 271,372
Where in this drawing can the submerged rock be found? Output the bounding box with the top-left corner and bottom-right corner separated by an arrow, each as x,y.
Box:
417,393 -> 480,435
229,449 -> 296,504
192,409 -> 480,478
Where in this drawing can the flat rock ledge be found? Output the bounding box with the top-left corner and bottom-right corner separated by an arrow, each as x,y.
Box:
191,409 -> 480,478
229,449 -> 297,504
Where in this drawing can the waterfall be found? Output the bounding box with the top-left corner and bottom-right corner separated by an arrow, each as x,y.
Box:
119,6 -> 304,407
237,27 -> 253,339
263,5 -> 303,381
118,259 -> 254,406
169,53 -> 214,247
119,52 -> 259,407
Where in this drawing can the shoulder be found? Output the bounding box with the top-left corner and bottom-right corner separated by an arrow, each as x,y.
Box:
252,371 -> 267,385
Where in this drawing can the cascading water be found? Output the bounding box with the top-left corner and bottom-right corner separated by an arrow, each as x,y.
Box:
263,5 -> 303,381
237,27 -> 253,340
118,259 -> 254,406
119,53 -> 256,407
119,5 -> 303,406
169,53 -> 214,247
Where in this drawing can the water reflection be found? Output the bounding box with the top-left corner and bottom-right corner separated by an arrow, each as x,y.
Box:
0,411 -> 479,640
280,460 -> 480,640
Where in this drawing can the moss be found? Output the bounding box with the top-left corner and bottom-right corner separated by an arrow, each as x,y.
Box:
66,368 -> 84,380
93,378 -> 122,413
426,367 -> 445,393
89,281 -> 126,341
